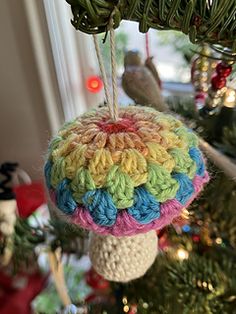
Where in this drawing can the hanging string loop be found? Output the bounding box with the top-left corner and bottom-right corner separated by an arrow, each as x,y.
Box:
109,13 -> 119,121
93,11 -> 119,121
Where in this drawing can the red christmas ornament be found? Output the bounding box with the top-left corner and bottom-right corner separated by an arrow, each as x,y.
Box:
13,182 -> 46,218
192,234 -> 201,242
200,59 -> 233,115
211,75 -> 226,90
86,76 -> 103,93
85,268 -> 109,290
216,63 -> 232,77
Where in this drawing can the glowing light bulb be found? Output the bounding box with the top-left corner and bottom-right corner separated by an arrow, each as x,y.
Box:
86,76 -> 103,93
177,248 -> 189,260
224,88 -> 236,108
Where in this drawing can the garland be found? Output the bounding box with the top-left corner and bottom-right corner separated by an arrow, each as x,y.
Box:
66,0 -> 236,49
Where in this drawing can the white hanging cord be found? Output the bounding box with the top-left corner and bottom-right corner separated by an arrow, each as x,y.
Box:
93,15 -> 119,121
109,19 -> 119,121
93,35 -> 113,116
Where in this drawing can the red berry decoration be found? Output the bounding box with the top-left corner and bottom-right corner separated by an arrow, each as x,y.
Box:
211,75 -> 227,91
201,60 -> 233,116
210,61 -> 232,92
216,63 -> 232,77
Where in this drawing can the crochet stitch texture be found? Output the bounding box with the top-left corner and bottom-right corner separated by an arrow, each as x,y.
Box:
89,231 -> 157,282
45,106 -> 209,236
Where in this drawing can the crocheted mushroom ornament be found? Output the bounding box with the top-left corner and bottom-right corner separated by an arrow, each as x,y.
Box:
45,105 -> 209,282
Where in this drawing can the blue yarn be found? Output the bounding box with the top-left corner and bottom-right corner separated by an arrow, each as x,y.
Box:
128,187 -> 160,224
83,189 -> 117,226
173,173 -> 194,205
44,160 -> 52,189
189,147 -> 205,177
55,179 -> 77,214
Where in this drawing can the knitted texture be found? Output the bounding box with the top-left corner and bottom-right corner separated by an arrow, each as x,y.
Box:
89,230 -> 158,282
45,106 -> 209,236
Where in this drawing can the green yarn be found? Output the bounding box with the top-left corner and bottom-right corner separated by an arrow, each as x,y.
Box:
145,163 -> 179,202
71,168 -> 96,203
169,148 -> 197,179
106,165 -> 134,209
48,136 -> 63,155
50,157 -> 66,188
175,127 -> 199,148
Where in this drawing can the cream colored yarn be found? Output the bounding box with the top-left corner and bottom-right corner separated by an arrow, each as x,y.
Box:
89,230 -> 158,282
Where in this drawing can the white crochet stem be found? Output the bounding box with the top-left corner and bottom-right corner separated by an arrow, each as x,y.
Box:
89,230 -> 158,283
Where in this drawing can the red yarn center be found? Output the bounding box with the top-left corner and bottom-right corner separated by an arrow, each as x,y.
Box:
97,118 -> 137,133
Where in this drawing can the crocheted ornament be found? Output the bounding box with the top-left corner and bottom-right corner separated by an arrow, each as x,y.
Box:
45,106 -> 208,236
89,230 -> 157,282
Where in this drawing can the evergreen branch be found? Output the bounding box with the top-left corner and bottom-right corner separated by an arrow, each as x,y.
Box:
66,0 -> 236,49
8,218 -> 88,270
118,249 -> 236,314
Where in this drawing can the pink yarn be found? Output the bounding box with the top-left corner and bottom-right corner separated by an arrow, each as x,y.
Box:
193,171 -> 209,193
67,172 -> 209,236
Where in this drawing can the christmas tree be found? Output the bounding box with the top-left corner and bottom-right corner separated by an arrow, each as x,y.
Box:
1,1 -> 236,313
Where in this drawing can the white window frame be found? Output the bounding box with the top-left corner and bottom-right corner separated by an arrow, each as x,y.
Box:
43,0 -> 103,121
24,0 -> 103,125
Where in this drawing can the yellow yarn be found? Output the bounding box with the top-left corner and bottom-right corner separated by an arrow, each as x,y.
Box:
88,149 -> 114,187
65,144 -> 87,179
120,149 -> 147,186
146,142 -> 175,172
